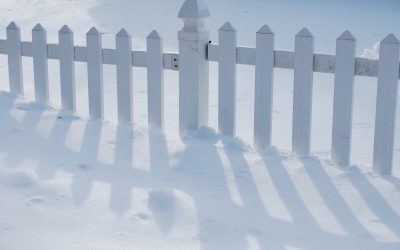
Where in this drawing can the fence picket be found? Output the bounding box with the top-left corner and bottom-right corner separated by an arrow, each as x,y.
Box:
116,29 -> 133,123
218,22 -> 237,136
147,30 -> 164,131
254,25 -> 274,149
59,25 -> 76,111
331,31 -> 356,166
373,34 -> 400,175
6,22 -> 23,94
86,27 -> 104,119
32,24 -> 49,102
292,28 -> 314,155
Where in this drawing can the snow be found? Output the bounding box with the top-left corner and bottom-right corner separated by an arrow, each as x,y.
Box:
0,0 -> 400,249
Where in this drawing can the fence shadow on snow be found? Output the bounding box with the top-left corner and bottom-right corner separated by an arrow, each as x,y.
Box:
0,92 -> 399,249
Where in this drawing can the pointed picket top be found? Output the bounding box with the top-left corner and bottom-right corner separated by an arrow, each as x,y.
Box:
32,23 -> 45,32
296,27 -> 313,38
116,28 -> 130,38
257,25 -> 273,34
337,30 -> 355,41
59,25 -> 73,34
381,33 -> 399,45
178,0 -> 210,19
7,21 -> 19,30
147,30 -> 161,39
87,26 -> 101,36
219,22 -> 235,31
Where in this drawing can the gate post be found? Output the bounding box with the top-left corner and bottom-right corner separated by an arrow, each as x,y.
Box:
178,0 -> 210,137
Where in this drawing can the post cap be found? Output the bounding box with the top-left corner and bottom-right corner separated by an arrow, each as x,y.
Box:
87,27 -> 101,36
147,30 -> 161,39
381,33 -> 399,45
219,22 -> 235,31
59,25 -> 73,33
117,28 -> 130,37
178,0 -> 210,19
33,23 -> 46,32
337,30 -> 355,41
7,21 -> 19,30
257,25 -> 273,34
296,27 -> 313,38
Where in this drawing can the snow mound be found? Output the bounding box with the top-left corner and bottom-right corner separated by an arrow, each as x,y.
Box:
361,42 -> 380,59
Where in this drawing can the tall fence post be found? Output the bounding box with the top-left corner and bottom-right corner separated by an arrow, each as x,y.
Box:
331,31 -> 356,166
6,22 -> 23,94
292,28 -> 314,156
178,0 -> 210,136
373,34 -> 400,175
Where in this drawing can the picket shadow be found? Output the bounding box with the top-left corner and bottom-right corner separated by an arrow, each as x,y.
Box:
0,94 -> 399,249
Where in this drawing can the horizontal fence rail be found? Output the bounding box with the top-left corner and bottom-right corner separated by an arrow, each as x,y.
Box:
0,38 -> 179,70
208,44 -> 400,79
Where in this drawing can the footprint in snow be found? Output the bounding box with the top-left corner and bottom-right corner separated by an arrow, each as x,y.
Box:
133,212 -> 149,221
25,196 -> 45,206
76,164 -> 92,171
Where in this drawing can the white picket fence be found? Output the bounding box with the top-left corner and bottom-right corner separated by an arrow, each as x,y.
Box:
2,22 -> 180,124
0,0 -> 399,175
208,23 -> 400,176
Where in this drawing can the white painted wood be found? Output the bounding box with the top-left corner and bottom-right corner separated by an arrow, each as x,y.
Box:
86,27 -> 104,119
32,24 -> 49,102
292,28 -> 314,155
0,39 -> 180,70
373,34 -> 400,175
207,43 -> 386,78
132,51 -> 147,67
0,40 -> 7,54
21,42 -> 33,57
58,25 -> 76,111
6,22 -> 23,94
74,46 -> 87,62
0,37 -> 392,78
178,0 -> 210,136
116,29 -> 133,123
218,22 -> 237,136
355,57 -> 378,77
47,43 -> 59,59
147,30 -> 164,131
237,47 -> 255,65
254,25 -> 274,148
275,50 -> 294,69
331,31 -> 356,166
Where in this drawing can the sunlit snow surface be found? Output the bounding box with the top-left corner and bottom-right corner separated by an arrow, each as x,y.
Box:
0,0 -> 399,249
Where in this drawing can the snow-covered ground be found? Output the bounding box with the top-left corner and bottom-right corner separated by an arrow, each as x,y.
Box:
0,0 -> 399,249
